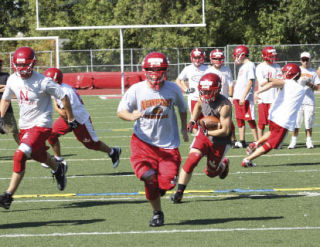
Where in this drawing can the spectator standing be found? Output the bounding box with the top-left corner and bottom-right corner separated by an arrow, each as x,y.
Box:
287,52 -> 320,149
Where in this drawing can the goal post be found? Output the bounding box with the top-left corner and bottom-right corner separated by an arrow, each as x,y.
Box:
0,36 -> 60,71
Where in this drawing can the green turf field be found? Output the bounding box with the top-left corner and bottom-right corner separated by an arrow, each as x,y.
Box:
1,95 -> 320,247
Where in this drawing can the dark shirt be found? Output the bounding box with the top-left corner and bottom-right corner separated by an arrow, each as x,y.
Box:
0,72 -> 13,113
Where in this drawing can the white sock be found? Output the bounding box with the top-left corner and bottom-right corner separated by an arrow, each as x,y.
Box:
291,136 -> 297,143
55,156 -> 63,161
306,137 -> 312,142
109,148 -> 114,156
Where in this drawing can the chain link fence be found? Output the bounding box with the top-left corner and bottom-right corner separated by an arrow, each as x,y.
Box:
1,45 -> 319,81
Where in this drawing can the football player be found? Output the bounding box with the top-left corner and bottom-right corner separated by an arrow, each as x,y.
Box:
255,46 -> 282,139
232,45 -> 258,148
0,47 -> 75,210
41,68 -> 121,169
243,63 -> 307,167
117,52 -> 188,227
175,48 -> 208,114
171,73 -> 232,204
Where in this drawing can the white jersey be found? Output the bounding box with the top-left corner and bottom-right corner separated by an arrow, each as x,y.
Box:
298,66 -> 320,106
3,72 -> 65,129
233,61 -> 256,102
56,83 -> 90,124
256,62 -> 282,104
178,64 -> 208,101
204,65 -> 234,98
117,80 -> 187,149
269,79 -> 306,131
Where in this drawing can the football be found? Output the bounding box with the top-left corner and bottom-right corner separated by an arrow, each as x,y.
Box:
199,115 -> 221,130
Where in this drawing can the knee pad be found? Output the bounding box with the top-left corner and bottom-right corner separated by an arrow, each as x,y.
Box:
48,133 -> 59,146
83,140 -> 101,151
236,119 -> 245,128
182,152 -> 202,174
13,150 -> 27,173
144,175 -> 159,201
18,143 -> 32,157
248,120 -> 257,129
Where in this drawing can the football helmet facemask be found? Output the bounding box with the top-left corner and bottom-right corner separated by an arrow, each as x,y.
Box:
190,48 -> 206,67
198,73 -> 221,103
142,52 -> 169,91
282,63 -> 301,80
232,45 -> 249,65
262,46 -> 278,64
12,46 -> 36,79
44,68 -> 63,84
210,49 -> 225,68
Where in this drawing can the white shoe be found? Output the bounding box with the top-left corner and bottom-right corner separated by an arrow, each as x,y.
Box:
234,141 -> 243,148
41,163 -> 50,168
306,141 -> 314,149
287,141 -> 296,149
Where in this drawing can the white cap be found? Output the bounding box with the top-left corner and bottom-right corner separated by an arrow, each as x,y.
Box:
300,52 -> 311,59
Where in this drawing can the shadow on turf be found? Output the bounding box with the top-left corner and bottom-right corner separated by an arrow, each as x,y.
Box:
260,162 -> 320,167
73,172 -> 134,177
197,193 -> 305,202
62,200 -> 147,208
168,216 -> 284,226
0,219 -> 105,229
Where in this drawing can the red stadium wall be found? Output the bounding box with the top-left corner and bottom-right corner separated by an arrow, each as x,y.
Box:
62,71 -> 146,89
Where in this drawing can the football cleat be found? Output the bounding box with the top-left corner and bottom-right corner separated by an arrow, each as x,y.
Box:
219,158 -> 230,179
0,192 -> 13,210
52,160 -> 68,191
241,159 -> 256,168
149,210 -> 164,227
41,163 -> 50,169
246,142 -> 258,155
287,141 -> 296,149
171,190 -> 183,203
109,147 -> 121,168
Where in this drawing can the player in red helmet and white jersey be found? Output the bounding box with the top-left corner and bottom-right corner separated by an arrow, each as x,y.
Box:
242,63 -> 307,168
204,48 -> 238,147
41,68 -> 121,169
172,73 -> 232,203
117,52 -> 188,227
255,46 -> 282,139
232,45 -> 258,148
175,48 -> 208,114
287,52 -> 320,149
0,47 -> 76,210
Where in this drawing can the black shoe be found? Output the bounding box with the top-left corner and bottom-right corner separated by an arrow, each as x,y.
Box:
241,140 -> 247,148
109,147 -> 121,168
159,189 -> 166,197
52,160 -> 68,191
0,192 -> 13,210
149,210 -> 164,227
171,190 -> 183,203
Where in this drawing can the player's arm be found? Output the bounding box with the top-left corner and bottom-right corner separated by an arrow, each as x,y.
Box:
175,78 -> 190,93
240,79 -> 254,104
0,85 -> 5,93
60,95 -> 75,122
207,104 -> 231,137
0,98 -> 10,118
117,109 -> 143,121
53,99 -> 67,119
191,100 -> 202,121
179,110 -> 189,142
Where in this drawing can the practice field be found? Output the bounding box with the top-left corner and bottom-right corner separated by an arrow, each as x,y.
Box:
1,95 -> 320,247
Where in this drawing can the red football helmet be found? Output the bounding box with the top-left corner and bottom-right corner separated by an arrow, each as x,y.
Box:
12,46 -> 36,79
210,49 -> 225,68
262,46 -> 278,64
190,48 -> 206,67
282,63 -> 301,80
198,73 -> 221,103
232,45 -> 249,65
44,68 -> 63,84
142,52 -> 169,90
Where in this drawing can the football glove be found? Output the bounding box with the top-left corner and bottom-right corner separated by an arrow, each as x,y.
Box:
68,119 -> 79,130
185,88 -> 195,94
187,120 -> 196,133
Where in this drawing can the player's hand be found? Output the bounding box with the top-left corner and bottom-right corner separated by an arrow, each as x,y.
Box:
185,88 -> 195,94
187,120 -> 196,133
254,92 -> 260,103
199,120 -> 208,136
181,128 -> 189,142
68,119 -> 79,130
228,97 -> 233,104
132,110 -> 143,120
0,117 -> 5,134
